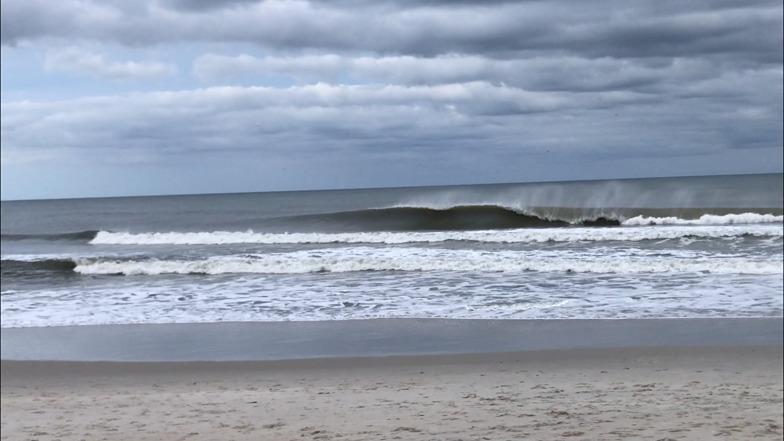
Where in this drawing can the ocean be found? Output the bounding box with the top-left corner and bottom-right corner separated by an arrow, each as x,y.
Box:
1,173 -> 782,329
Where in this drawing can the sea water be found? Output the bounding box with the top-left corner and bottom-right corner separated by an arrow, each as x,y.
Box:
1,173 -> 782,328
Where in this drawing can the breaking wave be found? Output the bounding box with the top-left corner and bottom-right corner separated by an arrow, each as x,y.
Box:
7,245 -> 781,277
89,222 -> 783,246
273,205 -> 783,232
71,251 -> 784,276
275,205 -> 622,230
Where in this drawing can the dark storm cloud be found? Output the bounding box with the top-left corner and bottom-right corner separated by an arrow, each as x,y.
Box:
583,8 -> 782,63
2,0 -> 781,62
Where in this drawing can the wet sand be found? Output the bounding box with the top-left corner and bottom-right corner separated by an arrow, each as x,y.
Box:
2,318 -> 782,361
2,319 -> 782,440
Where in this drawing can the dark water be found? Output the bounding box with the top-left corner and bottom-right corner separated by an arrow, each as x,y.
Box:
2,174 -> 782,327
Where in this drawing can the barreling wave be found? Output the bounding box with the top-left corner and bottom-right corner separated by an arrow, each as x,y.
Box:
90,222 -> 783,246
276,205 -> 622,231
271,205 -> 783,232
4,209 -> 781,246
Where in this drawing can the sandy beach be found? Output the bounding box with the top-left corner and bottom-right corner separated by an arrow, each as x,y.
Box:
2,345 -> 782,441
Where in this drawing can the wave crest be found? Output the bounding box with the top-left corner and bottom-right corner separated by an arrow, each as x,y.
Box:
623,213 -> 784,226
90,222 -> 783,246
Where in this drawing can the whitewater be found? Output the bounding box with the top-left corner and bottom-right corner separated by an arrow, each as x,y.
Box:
2,173 -> 782,327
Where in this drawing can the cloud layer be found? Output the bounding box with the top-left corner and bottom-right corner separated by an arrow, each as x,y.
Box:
1,0 -> 782,199
45,47 -> 177,80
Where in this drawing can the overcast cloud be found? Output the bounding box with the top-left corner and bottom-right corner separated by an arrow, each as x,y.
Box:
1,0 -> 782,200
44,47 -> 178,81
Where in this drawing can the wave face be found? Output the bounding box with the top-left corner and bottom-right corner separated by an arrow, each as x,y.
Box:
1,211 -> 781,245
2,173 -> 783,327
1,257 -> 77,273
263,206 -> 784,233
276,205 -> 583,231
1,230 -> 99,243
2,173 -> 781,235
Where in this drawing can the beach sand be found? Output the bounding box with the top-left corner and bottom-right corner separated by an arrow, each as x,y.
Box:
2,345 -> 782,440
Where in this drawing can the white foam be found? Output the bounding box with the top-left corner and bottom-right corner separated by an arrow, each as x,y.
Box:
1,254 -> 67,262
90,223 -> 783,246
73,247 -> 784,276
623,212 -> 783,226
3,269 -> 782,327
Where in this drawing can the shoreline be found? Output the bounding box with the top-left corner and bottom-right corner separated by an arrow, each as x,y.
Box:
4,318 -> 782,440
2,317 -> 782,362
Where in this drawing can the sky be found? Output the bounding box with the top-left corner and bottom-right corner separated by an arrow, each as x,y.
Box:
1,0 -> 782,200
